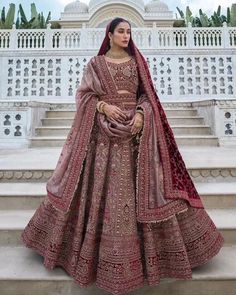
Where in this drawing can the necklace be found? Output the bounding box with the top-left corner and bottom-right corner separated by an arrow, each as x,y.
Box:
105,50 -> 130,59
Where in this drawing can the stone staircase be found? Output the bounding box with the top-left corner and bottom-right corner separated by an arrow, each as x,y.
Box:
0,104 -> 236,295
30,107 -> 219,147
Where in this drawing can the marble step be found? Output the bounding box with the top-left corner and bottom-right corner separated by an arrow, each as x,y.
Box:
0,209 -> 235,247
176,135 -> 218,146
35,125 -> 212,136
42,116 -> 206,126
1,147 -> 236,182
45,108 -> 199,118
42,117 -> 74,126
172,125 -> 212,135
195,182 -> 236,208
1,182 -> 236,210
0,183 -> 45,210
168,116 -> 205,125
30,135 -> 219,147
0,245 -> 235,295
164,109 -> 198,116
1,166 -> 235,182
1,162 -> 236,184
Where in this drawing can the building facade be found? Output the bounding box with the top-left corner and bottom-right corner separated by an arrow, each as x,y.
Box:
57,0 -> 174,28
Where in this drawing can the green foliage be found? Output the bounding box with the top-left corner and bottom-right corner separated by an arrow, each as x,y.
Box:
50,21 -> 61,29
0,2 -> 51,29
199,9 -> 211,27
16,3 -> 51,29
230,4 -> 236,26
174,4 -> 236,27
0,3 -> 15,29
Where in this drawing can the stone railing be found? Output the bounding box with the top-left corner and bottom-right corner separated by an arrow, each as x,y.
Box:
0,23 -> 236,50
0,24 -> 236,102
0,25 -> 236,148
192,99 -> 236,146
0,100 -> 50,148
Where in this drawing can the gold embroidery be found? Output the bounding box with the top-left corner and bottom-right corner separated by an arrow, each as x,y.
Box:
106,58 -> 139,95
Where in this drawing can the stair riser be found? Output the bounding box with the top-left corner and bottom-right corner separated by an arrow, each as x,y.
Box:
30,140 -> 65,147
1,280 -> 236,295
35,129 -> 70,136
1,168 -> 236,183
173,127 -> 211,135
42,118 -> 205,127
0,227 -> 234,247
46,111 -> 74,118
42,118 -> 73,126
165,110 -> 198,116
35,127 -> 212,136
1,230 -> 23,247
175,138 -> 218,146
0,281 -> 76,295
201,195 -> 236,209
1,195 -> 236,210
30,138 -> 219,147
0,196 -> 44,210
45,109 -> 198,118
0,282 -> 72,295
168,118 -> 204,125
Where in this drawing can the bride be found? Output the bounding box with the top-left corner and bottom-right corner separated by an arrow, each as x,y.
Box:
21,17 -> 224,295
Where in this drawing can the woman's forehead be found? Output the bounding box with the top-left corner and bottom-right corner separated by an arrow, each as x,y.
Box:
115,22 -> 131,30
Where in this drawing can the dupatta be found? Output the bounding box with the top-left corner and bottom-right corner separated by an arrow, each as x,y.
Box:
46,20 -> 204,223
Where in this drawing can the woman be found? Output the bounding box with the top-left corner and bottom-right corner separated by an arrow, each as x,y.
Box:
21,17 -> 224,295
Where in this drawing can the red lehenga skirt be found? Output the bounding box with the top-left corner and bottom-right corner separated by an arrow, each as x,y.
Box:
21,94 -> 224,295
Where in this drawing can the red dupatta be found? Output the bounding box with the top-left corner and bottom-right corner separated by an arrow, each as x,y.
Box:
46,19 -> 204,222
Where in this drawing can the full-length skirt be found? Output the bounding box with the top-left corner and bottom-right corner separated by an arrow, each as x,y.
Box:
21,111 -> 224,295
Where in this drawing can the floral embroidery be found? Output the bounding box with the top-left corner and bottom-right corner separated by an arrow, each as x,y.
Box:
105,57 -> 139,95
21,54 -> 224,295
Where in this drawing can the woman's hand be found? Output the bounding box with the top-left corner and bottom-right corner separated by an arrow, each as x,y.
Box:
103,104 -> 127,123
129,113 -> 144,135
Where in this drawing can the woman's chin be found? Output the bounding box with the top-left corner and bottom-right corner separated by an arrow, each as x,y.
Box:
119,44 -> 128,48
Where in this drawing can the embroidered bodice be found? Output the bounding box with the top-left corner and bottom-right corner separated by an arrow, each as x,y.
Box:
105,56 -> 139,94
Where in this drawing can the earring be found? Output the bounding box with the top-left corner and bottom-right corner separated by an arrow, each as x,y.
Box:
110,38 -> 113,47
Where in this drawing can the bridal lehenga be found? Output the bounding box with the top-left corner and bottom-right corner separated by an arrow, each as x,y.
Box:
21,32 -> 224,295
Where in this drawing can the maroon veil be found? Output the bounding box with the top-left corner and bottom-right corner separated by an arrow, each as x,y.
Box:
46,19 -> 204,223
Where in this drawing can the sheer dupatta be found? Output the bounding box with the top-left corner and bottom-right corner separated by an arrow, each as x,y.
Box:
46,58 -> 106,212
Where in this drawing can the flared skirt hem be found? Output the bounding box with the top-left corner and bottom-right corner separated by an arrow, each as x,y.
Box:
21,222 -> 224,295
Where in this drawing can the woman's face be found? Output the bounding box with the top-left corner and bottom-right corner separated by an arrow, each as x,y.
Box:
109,21 -> 131,49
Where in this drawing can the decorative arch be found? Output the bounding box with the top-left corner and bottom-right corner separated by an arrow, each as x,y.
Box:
89,4 -> 144,28
89,0 -> 145,15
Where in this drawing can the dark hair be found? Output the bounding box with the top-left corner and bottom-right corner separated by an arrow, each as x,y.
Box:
107,17 -> 132,54
108,17 -> 131,34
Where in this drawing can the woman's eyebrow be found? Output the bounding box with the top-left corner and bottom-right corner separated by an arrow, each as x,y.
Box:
118,28 -> 131,31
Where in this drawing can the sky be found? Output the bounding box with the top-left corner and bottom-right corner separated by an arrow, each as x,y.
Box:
0,0 -> 235,21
